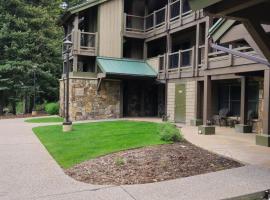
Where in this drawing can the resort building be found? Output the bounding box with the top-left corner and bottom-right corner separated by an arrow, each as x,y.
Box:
59,0 -> 270,147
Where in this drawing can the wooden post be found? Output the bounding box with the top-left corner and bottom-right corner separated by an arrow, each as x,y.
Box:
203,75 -> 212,125
244,19 -> 270,63
229,44 -> 233,66
263,69 -> 270,135
178,50 -> 181,78
195,22 -> 200,76
204,18 -> 210,69
240,77 -> 248,125
124,13 -> 127,32
153,11 -> 156,31
179,0 -> 183,25
143,41 -> 148,60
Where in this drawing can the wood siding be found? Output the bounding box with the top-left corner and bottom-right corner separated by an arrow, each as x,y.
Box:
146,57 -> 159,73
167,82 -> 175,121
185,81 -> 196,125
98,0 -> 123,58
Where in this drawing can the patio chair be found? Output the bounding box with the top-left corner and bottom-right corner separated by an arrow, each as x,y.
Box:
247,110 -> 256,127
212,108 -> 230,126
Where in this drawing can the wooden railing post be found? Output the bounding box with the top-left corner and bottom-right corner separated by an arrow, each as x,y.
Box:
179,0 -> 183,25
229,44 -> 233,66
153,11 -> 157,30
124,13 -> 127,32
178,50 -> 181,78
192,46 -> 196,77
166,53 -> 169,79
95,32 -> 98,55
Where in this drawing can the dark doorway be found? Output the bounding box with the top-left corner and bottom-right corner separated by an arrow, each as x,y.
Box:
123,80 -> 161,117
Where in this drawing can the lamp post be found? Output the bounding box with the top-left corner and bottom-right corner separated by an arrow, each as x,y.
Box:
63,39 -> 73,132
32,65 -> 38,116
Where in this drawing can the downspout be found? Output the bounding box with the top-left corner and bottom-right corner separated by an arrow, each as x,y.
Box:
209,40 -> 270,67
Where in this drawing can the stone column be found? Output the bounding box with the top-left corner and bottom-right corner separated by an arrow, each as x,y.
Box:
256,69 -> 270,146
235,77 -> 252,133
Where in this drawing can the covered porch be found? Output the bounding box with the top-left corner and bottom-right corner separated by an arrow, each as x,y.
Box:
196,70 -> 270,147
96,57 -> 165,118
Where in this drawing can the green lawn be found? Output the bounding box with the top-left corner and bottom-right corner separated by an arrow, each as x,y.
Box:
25,117 -> 64,123
33,121 -> 170,168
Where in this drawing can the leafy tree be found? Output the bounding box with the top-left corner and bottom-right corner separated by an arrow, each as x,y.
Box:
0,0 -> 65,114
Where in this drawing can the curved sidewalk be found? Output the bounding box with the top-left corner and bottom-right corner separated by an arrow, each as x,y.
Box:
1,118 -> 270,200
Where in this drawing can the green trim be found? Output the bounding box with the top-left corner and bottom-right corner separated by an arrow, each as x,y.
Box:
209,19 -> 236,42
209,18 -> 225,35
96,57 -> 157,77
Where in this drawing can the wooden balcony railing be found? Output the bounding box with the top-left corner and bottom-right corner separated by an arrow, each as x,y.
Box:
124,6 -> 167,33
124,1 -> 199,36
157,47 -> 197,79
62,30 -> 98,57
208,46 -> 256,69
169,0 -> 192,22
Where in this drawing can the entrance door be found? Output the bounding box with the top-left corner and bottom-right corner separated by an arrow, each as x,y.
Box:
175,84 -> 186,123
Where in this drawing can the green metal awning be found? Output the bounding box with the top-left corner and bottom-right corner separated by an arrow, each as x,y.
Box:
96,57 -> 157,78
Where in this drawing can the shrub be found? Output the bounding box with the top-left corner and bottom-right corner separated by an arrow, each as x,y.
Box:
35,103 -> 46,112
45,102 -> 59,115
115,157 -> 125,166
159,122 -> 183,142
16,102 -> 24,114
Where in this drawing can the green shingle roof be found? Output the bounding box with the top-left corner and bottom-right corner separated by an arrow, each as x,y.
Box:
97,57 -> 157,78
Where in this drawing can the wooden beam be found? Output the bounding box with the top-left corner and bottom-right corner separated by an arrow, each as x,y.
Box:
240,77 -> 248,124
243,19 -> 270,63
203,75 -> 212,125
263,69 -> 270,135
209,0 -> 266,16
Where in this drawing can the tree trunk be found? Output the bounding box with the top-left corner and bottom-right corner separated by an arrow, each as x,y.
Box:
12,101 -> 16,115
0,91 -> 3,116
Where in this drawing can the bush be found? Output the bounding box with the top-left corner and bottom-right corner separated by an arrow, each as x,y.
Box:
35,103 -> 46,112
45,102 -> 59,115
16,102 -> 24,114
159,122 -> 183,142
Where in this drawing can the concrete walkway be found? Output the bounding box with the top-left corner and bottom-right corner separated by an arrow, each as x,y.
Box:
1,118 -> 270,200
182,125 -> 270,168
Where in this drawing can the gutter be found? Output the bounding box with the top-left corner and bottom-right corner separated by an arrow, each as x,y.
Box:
209,41 -> 270,67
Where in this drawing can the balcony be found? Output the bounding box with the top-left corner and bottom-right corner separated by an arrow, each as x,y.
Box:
62,30 -> 98,59
156,46 -> 205,79
208,46 -> 259,70
124,0 -> 203,39
124,6 -> 167,38
169,0 -> 203,29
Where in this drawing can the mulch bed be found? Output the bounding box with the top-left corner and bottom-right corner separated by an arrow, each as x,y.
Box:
0,113 -> 48,120
65,141 -> 243,185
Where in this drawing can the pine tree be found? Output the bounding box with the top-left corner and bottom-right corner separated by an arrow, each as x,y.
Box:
0,0 -> 65,114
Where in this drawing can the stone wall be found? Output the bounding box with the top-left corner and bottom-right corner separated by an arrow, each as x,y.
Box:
60,78 -> 121,121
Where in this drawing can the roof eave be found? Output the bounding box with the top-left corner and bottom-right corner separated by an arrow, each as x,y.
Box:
58,0 -> 108,26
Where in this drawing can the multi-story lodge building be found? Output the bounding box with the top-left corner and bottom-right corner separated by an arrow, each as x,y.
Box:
59,0 -> 270,147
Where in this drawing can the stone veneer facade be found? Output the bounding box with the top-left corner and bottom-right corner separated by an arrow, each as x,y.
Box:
60,78 -> 121,121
